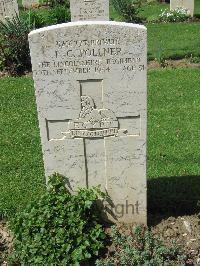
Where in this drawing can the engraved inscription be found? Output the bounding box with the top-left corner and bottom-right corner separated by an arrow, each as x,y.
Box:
34,35 -> 146,77
70,128 -> 119,138
70,0 -> 109,22
28,21 -> 147,224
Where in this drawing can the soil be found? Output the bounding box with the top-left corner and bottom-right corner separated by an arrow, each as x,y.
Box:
0,220 -> 12,266
151,213 -> 200,266
1,213 -> 199,265
148,59 -> 200,70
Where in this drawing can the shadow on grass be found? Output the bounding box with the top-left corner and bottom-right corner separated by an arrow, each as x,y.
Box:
147,175 -> 200,226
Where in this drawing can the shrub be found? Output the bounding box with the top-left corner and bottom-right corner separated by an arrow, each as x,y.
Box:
111,0 -> 144,23
190,56 -> 200,63
22,6 -> 70,28
0,7 -> 70,75
159,8 -> 189,23
23,9 -> 48,28
0,15 -> 32,75
49,4 -> 71,24
96,226 -> 186,266
9,174 -> 106,265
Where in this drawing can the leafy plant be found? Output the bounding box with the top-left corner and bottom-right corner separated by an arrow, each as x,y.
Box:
0,6 -> 70,76
49,4 -> 71,24
22,5 -> 70,28
190,56 -> 200,63
23,9 -> 47,28
159,8 -> 189,23
112,0 -> 144,22
155,42 -> 167,68
96,226 -> 186,266
0,15 -> 32,76
9,174 -> 106,265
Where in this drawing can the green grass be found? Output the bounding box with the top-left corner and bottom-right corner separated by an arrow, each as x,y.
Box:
16,1 -> 200,61
148,22 -> 200,60
18,0 -> 200,18
111,0 -> 200,22
138,1 -> 169,22
148,68 -> 200,178
139,0 -> 200,21
110,2 -> 200,60
0,68 -> 200,217
148,68 -> 200,214
109,1 -> 168,22
110,3 -> 123,21
0,77 -> 45,217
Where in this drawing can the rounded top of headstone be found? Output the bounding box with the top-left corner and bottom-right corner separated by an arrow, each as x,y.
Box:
29,21 -> 146,37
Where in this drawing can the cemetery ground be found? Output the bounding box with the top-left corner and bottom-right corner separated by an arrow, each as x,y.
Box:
111,0 -> 200,22
0,0 -> 200,265
18,1 -> 200,61
0,68 -> 200,216
0,68 -> 200,264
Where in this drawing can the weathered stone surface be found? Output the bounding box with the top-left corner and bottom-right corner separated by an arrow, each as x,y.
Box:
170,0 -> 194,17
0,0 -> 19,21
22,0 -> 39,9
29,21 -> 147,224
70,0 -> 109,21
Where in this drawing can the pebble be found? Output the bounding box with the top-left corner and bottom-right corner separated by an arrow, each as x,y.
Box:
183,220 -> 192,234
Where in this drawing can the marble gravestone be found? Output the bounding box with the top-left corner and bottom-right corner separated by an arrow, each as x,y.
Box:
170,0 -> 194,17
0,0 -> 19,21
70,0 -> 109,22
28,2 -> 147,224
22,0 -> 40,9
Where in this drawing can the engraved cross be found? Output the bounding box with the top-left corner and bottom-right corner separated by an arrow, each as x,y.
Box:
46,79 -> 140,188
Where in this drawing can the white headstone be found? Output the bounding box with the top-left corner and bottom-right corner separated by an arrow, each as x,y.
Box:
0,0 -> 19,21
70,0 -> 109,21
22,0 -> 40,9
29,13 -> 147,224
170,0 -> 194,17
